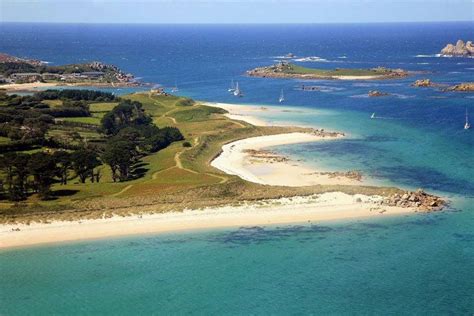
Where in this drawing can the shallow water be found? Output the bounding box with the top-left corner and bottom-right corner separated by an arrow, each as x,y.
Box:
1,22 -> 473,314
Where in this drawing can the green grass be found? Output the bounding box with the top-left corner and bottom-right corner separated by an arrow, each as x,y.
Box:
89,102 -> 119,112
0,136 -> 11,144
282,63 -> 393,77
61,116 -> 101,125
172,105 -> 227,122
43,99 -> 63,107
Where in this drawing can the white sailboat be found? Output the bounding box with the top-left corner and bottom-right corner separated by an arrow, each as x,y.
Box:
233,82 -> 242,97
228,79 -> 235,92
171,81 -> 179,93
465,108 -> 471,130
279,89 -> 285,103
371,112 -> 376,119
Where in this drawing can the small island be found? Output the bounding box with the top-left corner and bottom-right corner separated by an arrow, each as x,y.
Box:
444,82 -> 474,92
247,62 -> 409,80
0,53 -> 142,91
440,40 -> 474,57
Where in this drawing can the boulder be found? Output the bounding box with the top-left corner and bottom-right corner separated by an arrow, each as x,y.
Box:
368,90 -> 390,97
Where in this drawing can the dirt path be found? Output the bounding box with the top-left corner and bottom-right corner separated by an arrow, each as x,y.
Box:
112,185 -> 133,197
109,96 -> 228,191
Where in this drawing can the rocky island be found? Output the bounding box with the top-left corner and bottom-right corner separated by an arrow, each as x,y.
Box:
412,79 -> 437,87
444,82 -> 474,92
247,62 -> 409,80
440,40 -> 474,57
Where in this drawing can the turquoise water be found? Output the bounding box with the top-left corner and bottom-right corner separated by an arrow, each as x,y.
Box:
2,207 -> 473,314
1,23 -> 473,314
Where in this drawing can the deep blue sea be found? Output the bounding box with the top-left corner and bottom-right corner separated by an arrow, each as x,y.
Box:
1,22 -> 473,314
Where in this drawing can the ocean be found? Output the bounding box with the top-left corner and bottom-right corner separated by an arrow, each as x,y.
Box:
0,22 -> 473,314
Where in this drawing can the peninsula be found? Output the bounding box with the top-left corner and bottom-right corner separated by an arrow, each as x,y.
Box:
0,53 -> 141,91
247,62 -> 409,80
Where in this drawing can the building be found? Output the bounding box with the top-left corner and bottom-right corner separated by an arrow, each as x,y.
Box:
10,73 -> 43,83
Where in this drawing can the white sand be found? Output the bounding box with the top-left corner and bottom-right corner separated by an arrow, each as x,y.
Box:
0,192 -> 414,249
211,132 -> 366,187
205,102 -> 271,126
1,82 -> 60,91
333,75 -> 381,80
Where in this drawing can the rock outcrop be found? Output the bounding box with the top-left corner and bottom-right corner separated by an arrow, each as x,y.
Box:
440,40 -> 474,57
412,79 -> 434,87
368,90 -> 390,97
384,189 -> 444,211
444,82 -> 474,92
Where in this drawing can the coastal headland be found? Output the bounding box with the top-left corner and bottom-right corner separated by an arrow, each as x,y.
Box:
0,53 -> 144,92
0,89 -> 444,249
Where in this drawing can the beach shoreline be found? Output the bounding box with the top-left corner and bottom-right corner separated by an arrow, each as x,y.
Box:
206,102 -> 366,187
0,192 -> 414,250
0,81 -> 144,93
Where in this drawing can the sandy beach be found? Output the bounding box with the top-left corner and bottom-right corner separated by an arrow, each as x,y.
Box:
205,102 -> 272,126
207,102 -> 366,186
1,82 -> 61,92
211,132 -> 366,186
0,192 -> 414,249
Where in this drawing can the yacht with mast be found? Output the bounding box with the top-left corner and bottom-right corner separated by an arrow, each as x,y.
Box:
279,89 -> 285,103
465,108 -> 471,130
371,112 -> 376,119
171,81 -> 179,93
233,82 -> 242,97
228,79 -> 235,92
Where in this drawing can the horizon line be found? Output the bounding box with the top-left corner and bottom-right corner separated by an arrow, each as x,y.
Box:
1,20 -> 473,25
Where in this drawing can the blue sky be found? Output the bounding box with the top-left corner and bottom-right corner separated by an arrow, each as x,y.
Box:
1,0 -> 472,24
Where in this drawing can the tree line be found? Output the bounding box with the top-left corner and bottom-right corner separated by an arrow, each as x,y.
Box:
0,91 -> 184,201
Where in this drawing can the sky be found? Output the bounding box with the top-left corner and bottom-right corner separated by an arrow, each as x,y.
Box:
0,0 -> 473,24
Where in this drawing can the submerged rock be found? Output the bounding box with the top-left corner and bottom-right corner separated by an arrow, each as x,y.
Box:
368,90 -> 390,97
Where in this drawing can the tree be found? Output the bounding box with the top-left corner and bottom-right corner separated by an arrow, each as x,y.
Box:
28,152 -> 57,199
71,149 -> 101,183
101,139 -> 138,182
100,100 -> 151,135
54,151 -> 72,185
0,153 -> 30,201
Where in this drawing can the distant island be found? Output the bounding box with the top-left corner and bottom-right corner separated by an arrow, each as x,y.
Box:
445,82 -> 474,92
0,53 -> 142,90
411,79 -> 474,92
247,62 -> 409,80
440,40 -> 474,57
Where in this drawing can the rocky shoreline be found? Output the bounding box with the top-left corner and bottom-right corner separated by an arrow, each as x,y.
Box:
384,189 -> 444,211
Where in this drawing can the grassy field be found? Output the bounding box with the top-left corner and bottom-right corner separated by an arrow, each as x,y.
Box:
281,64 -> 395,76
0,91 -> 403,223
